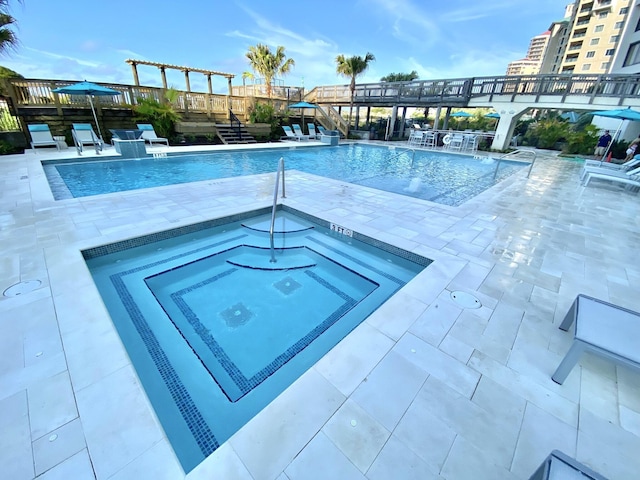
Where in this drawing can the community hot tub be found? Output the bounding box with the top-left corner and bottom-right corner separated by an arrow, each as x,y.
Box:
83,205 -> 431,472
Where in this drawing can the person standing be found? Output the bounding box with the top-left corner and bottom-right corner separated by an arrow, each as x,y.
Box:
594,130 -> 612,158
625,134 -> 640,161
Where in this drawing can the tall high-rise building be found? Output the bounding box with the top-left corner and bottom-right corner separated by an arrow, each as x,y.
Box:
506,31 -> 551,75
609,1 -> 640,72
552,0 -> 632,74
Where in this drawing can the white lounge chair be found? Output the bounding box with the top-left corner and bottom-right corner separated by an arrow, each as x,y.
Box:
583,166 -> 640,189
308,124 -> 319,139
292,124 -> 309,140
72,123 -> 102,154
137,124 -> 169,146
281,125 -> 300,141
28,124 -> 60,152
580,157 -> 640,180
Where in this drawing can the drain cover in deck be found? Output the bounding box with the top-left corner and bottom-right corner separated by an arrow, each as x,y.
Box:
450,291 -> 482,309
3,280 -> 42,297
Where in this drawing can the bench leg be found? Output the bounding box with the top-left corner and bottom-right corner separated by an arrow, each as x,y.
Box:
552,340 -> 586,384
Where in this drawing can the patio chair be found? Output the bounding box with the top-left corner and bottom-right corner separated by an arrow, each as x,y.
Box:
580,157 -> 640,181
280,125 -> 301,141
317,125 -> 327,135
308,124 -> 319,139
27,124 -> 60,152
72,123 -> 102,154
136,124 -> 169,146
582,166 -> 640,189
292,124 -> 310,140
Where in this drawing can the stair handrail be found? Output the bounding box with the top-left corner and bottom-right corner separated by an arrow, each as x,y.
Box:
269,157 -> 286,263
493,149 -> 537,179
229,109 -> 242,140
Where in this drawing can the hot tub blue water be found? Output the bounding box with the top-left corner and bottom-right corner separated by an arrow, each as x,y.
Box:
44,143 -> 527,205
83,206 -> 431,472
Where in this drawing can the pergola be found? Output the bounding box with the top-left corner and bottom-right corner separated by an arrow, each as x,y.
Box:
125,59 -> 235,95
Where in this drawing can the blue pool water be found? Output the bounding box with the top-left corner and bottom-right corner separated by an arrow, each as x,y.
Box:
44,143 -> 527,206
83,206 -> 430,472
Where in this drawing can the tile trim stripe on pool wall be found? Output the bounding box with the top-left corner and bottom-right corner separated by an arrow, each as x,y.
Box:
167,267 -> 362,402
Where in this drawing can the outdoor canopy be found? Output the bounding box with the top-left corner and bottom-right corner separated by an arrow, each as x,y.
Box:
450,111 -> 472,117
287,101 -> 319,129
52,80 -> 122,142
591,107 -> 640,161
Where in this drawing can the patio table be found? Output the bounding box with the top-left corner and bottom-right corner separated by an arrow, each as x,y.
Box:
552,294 -> 640,384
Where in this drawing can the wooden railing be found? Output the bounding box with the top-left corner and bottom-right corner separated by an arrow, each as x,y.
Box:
310,73 -> 640,107
2,78 -> 250,117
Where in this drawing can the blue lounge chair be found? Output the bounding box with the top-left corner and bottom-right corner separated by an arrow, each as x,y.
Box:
72,123 -> 102,155
308,124 -> 319,139
137,124 -> 169,146
281,126 -> 300,141
28,124 -> 60,152
292,124 -> 309,140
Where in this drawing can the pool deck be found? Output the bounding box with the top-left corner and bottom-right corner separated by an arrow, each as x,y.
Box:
1,140 -> 639,480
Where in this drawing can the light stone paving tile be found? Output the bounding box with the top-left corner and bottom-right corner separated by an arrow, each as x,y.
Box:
109,440 -> 184,480
314,322 -> 394,397
363,291 -> 428,341
440,434 -> 520,480
28,370 -> 78,440
577,407 -> 640,479
620,405 -> 640,438
187,442 -> 253,480
0,390 -> 34,480
510,402 -> 577,479
33,418 -> 86,476
617,367 -> 640,413
76,364 -> 166,480
36,449 -> 95,480
366,435 -> 443,480
469,351 -> 579,426
448,311 -> 511,364
230,368 -> 345,480
447,260 -> 492,292
0,350 -> 68,404
579,363 -> 620,425
322,398 -> 390,474
284,432 -> 366,480
481,302 -> 525,349
408,294 -> 462,347
393,396 -> 456,472
438,334 -> 474,364
394,334 -> 480,399
350,351 -> 427,432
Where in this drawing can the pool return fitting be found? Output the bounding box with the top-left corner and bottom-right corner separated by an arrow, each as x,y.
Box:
269,157 -> 286,263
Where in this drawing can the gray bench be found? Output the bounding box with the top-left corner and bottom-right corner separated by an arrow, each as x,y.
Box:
552,294 -> 640,384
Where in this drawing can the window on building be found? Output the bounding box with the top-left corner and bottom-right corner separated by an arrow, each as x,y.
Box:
595,25 -> 604,32
591,38 -> 600,45
636,16 -> 640,31
620,7 -> 629,14
605,48 -> 615,56
623,41 -> 640,66
614,21 -> 624,28
598,12 -> 608,19
586,51 -> 596,58
610,35 -> 620,42
601,61 -> 610,70
582,64 -> 591,71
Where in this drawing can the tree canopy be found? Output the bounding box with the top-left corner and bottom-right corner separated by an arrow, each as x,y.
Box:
380,71 -> 418,82
0,1 -> 20,56
245,44 -> 295,98
335,52 -> 375,134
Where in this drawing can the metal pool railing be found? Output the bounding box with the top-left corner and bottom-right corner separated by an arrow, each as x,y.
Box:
493,149 -> 537,179
269,157 -> 286,263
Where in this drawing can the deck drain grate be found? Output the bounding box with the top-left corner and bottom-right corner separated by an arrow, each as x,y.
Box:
3,280 -> 42,297
450,291 -> 482,309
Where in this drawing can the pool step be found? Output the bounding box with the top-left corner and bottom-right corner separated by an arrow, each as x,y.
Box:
226,246 -> 316,271
242,216 -> 314,234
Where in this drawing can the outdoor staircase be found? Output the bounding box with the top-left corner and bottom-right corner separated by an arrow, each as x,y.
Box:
215,124 -> 257,145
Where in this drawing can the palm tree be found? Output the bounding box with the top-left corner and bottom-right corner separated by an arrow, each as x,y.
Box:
0,1 -> 20,55
245,44 -> 295,99
335,52 -> 375,134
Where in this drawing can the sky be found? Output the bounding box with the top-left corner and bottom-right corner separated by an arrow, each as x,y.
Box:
1,0 -> 568,94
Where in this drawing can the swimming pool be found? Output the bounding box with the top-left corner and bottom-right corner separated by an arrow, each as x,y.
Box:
83,205 -> 430,472
44,144 -> 527,206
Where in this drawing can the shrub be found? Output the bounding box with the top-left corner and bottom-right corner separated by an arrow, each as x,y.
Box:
562,124 -> 599,155
524,119 -> 570,149
134,88 -> 181,142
